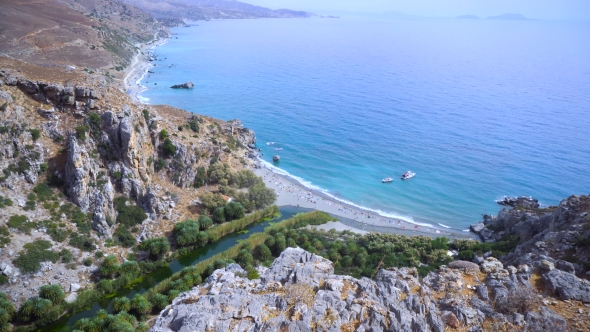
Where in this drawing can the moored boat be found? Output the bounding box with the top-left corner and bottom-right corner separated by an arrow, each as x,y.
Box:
382,177 -> 393,183
401,171 -> 416,180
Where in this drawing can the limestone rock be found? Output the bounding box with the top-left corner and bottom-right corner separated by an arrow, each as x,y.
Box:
150,248 -> 445,332
542,269 -> 590,302
170,82 -> 194,89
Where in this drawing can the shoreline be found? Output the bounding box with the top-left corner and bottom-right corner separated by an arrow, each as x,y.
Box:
125,26 -> 479,241
254,163 -> 479,240
123,34 -> 170,104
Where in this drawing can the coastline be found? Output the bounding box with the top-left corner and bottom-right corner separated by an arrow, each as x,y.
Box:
254,163 -> 479,240
126,28 -> 479,241
123,34 -> 170,104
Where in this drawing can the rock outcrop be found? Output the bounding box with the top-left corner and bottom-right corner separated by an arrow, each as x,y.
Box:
150,248 -> 569,332
496,196 -> 539,209
170,82 -> 194,89
471,194 -> 590,304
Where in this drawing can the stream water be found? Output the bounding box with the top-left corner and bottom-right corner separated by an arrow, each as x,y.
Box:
47,206 -> 305,331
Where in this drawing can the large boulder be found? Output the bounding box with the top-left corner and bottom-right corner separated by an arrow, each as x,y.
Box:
542,269 -> 590,302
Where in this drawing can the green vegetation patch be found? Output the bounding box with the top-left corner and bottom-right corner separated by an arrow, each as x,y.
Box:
114,197 -> 147,227
0,195 -> 13,209
13,240 -> 60,273
7,215 -> 36,235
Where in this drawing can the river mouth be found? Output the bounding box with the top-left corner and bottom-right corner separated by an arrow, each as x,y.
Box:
47,206 -> 308,331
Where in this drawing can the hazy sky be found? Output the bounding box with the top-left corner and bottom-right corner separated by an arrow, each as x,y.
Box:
248,0 -> 590,21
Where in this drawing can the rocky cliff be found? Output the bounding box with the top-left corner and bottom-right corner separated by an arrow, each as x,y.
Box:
471,196 -> 590,277
0,62 -> 260,303
150,247 -> 589,331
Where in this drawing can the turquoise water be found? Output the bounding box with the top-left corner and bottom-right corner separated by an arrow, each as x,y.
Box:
140,17 -> 590,230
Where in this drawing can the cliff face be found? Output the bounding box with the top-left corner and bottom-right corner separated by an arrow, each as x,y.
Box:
0,67 -> 257,236
469,195 -> 590,309
150,248 -> 580,332
0,61 -> 259,304
471,196 -> 590,277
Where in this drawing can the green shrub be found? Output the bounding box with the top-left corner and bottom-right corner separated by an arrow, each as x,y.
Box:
7,215 -> 36,235
83,258 -> 93,266
75,125 -> 89,140
88,112 -> 102,128
29,129 -> 41,141
33,183 -> 53,202
155,158 -> 166,171
114,197 -> 147,227
142,109 -> 150,123
69,233 -> 96,252
198,215 -> 213,230
47,228 -> 68,242
236,249 -> 254,267
39,162 -> 48,174
59,249 -> 73,263
159,130 -> 168,140
0,196 -> 13,208
224,201 -> 245,221
213,207 -> 226,224
193,166 -> 207,188
13,240 -> 60,273
188,116 -> 199,133
161,138 -> 176,158
114,227 -> 136,247
198,192 -> 227,211
457,250 -> 474,261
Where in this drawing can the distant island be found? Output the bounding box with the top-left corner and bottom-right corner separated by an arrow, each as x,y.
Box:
457,15 -> 479,19
487,13 -> 530,20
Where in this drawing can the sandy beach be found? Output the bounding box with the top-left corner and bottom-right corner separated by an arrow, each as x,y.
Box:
123,36 -> 169,104
254,164 -> 479,240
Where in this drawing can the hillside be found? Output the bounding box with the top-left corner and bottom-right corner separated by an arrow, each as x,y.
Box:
122,0 -> 314,21
0,0 -> 167,70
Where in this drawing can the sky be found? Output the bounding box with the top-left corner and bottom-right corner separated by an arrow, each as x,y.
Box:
247,0 -> 590,21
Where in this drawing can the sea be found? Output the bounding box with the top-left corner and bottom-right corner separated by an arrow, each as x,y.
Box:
138,16 -> 590,231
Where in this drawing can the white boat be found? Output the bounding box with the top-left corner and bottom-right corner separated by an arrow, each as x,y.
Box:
382,177 -> 393,183
401,171 -> 416,180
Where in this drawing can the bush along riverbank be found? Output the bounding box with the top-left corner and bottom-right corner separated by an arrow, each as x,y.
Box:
3,205 -> 280,331
67,211 -> 335,331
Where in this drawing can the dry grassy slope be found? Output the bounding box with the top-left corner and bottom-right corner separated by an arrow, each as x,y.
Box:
0,0 -> 165,71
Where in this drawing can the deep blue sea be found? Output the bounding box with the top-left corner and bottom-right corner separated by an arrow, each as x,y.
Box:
139,17 -> 590,230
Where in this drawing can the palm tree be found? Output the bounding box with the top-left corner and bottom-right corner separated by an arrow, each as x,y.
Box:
151,294 -> 169,311
17,299 -> 34,321
31,298 -> 51,318
130,294 -> 152,316
0,308 -> 11,325
39,284 -> 65,304
112,297 -> 131,314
